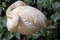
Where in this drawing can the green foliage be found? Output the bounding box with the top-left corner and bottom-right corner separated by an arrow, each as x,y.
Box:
0,0 -> 59,40
52,2 -> 60,12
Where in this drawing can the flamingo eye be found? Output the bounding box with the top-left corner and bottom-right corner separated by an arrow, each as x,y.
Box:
11,7 -> 15,11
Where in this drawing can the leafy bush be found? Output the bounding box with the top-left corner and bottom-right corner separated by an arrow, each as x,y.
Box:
0,0 -> 59,40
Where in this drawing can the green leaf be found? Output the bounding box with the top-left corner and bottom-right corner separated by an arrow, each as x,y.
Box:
0,34 -> 2,40
24,0 -> 32,5
3,38 -> 6,40
12,32 -> 20,40
5,0 -> 11,3
40,30 -> 46,36
32,32 -> 41,39
2,16 -> 7,27
37,0 -> 46,9
31,30 -> 46,39
0,17 -> 3,34
37,0 -> 53,10
0,6 -> 3,15
52,2 -> 60,12
51,12 -> 60,23
0,10 -> 2,15
0,24 -> 3,34
2,2 -> 7,7
5,32 -> 13,40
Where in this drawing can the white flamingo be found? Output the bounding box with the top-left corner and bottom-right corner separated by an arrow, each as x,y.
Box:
6,1 -> 54,40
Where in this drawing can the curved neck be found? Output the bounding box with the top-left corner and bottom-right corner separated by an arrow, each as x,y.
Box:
6,1 -> 26,15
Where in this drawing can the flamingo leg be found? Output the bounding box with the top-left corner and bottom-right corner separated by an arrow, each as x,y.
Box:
25,35 -> 28,40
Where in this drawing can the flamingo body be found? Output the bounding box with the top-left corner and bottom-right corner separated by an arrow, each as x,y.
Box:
6,1 -> 52,35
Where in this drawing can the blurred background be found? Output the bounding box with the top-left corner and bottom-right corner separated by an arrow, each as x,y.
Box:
0,0 -> 59,40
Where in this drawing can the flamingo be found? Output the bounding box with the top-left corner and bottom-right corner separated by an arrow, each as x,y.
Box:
6,1 -> 54,40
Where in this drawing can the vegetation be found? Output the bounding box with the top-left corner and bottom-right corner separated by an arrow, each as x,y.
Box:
0,0 -> 59,40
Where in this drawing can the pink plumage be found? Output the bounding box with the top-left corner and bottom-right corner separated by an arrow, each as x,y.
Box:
6,1 -> 53,35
